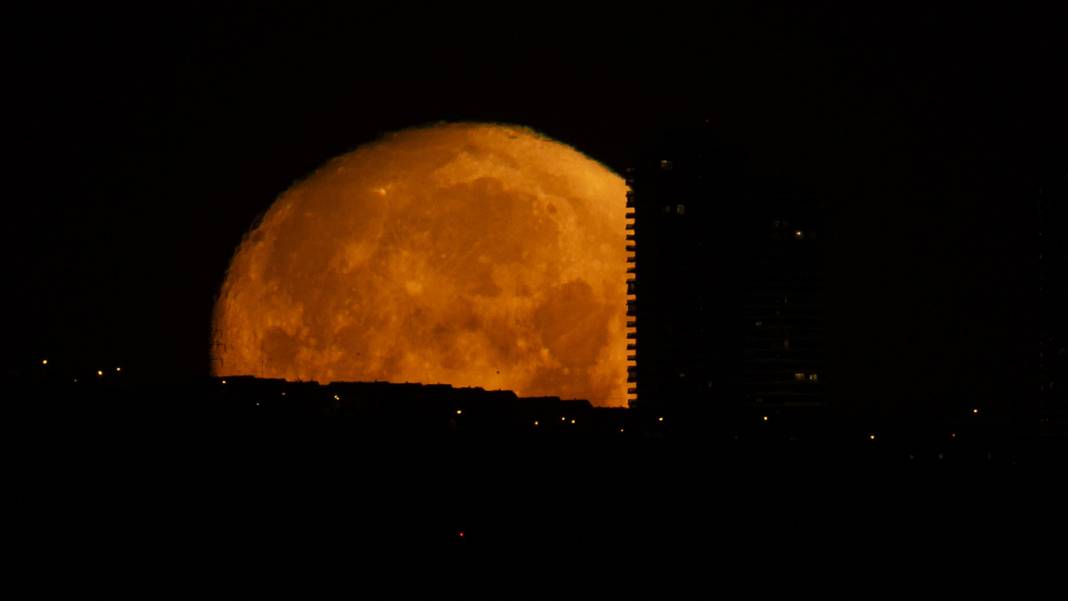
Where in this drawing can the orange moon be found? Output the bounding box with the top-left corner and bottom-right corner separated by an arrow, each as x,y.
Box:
212,123 -> 628,406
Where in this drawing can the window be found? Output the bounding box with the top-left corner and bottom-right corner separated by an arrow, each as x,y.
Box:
676,204 -> 686,215
660,159 -> 673,171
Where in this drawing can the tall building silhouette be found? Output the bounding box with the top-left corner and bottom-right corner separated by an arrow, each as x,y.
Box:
1038,168 -> 1066,438
626,123 -> 826,430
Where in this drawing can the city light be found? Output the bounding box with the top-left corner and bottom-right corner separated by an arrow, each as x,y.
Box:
42,359 -> 48,366
97,370 -> 103,377
456,409 -> 463,416
221,380 -> 227,384
533,421 -> 539,426
972,408 -> 979,415
657,416 -> 664,422
762,416 -> 769,422
570,419 -> 576,425
619,428 -> 625,433
333,394 -> 340,401
869,434 -> 876,441
794,230 -> 804,239
115,367 -> 121,373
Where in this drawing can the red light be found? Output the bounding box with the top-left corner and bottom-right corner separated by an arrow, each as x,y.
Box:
458,530 -> 464,539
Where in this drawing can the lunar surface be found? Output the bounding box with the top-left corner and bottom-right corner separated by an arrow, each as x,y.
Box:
212,123 -> 628,406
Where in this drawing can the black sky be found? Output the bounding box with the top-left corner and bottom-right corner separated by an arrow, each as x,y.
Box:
9,3 -> 1065,416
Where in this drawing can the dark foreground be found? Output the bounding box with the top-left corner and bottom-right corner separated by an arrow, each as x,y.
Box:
6,375 -> 1066,567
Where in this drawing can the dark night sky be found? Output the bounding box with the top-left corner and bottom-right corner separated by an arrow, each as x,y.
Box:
9,3 -> 1065,416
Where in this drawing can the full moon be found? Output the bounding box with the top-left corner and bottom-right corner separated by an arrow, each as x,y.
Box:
212,123 -> 628,406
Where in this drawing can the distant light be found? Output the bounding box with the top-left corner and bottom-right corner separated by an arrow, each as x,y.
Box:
950,432 -> 956,439
115,367 -> 121,373
869,434 -> 876,441
73,378 -> 78,383
333,394 -> 340,401
619,428 -> 625,433
762,416 -> 769,422
972,408 -> 979,415
281,392 -> 286,396
533,420 -> 539,427
657,416 -> 664,422
97,370 -> 103,377
561,416 -> 566,422
458,530 -> 464,539
221,380 -> 227,385
570,419 -> 576,425
255,402 -> 260,407
42,359 -> 48,366
794,230 -> 804,239
456,409 -> 463,416
794,372 -> 806,381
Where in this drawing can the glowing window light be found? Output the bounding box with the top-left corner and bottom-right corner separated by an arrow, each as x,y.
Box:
794,230 -> 804,240
794,372 -> 806,381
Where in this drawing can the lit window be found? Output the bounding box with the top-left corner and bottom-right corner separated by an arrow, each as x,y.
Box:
676,204 -> 685,215
794,372 -> 806,381
794,230 -> 804,240
660,159 -> 673,171
808,373 -> 819,383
